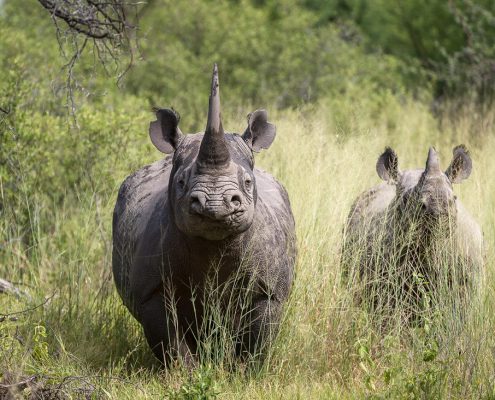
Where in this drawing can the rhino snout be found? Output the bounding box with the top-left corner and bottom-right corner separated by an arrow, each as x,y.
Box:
189,190 -> 243,219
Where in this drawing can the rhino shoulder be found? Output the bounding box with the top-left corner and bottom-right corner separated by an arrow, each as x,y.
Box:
114,158 -> 171,223
347,182 -> 395,231
254,168 -> 292,214
253,167 -> 295,240
112,157 -> 172,303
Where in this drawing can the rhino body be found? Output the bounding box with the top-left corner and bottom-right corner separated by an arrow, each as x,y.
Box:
112,66 -> 295,364
343,146 -> 483,312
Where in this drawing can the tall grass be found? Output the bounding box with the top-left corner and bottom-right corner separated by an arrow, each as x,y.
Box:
1,99 -> 494,398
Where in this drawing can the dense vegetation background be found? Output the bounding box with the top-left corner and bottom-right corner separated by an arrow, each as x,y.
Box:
1,0 -> 494,398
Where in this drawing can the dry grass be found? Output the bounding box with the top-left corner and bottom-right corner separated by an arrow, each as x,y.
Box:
1,98 -> 494,398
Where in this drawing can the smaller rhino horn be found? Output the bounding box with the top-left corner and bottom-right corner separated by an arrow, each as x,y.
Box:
425,147 -> 441,174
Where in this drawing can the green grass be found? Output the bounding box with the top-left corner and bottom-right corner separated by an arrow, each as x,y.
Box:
1,99 -> 495,399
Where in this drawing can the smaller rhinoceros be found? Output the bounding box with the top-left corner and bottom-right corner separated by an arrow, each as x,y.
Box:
342,146 -> 483,313
112,65 -> 296,365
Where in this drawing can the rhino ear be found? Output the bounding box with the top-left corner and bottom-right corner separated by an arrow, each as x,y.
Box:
149,108 -> 184,154
242,109 -> 276,152
376,147 -> 399,183
445,144 -> 472,183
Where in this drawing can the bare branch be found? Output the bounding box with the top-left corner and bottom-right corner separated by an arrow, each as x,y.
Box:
37,0 -> 132,40
0,375 -> 37,391
0,278 -> 28,299
36,1 -> 148,116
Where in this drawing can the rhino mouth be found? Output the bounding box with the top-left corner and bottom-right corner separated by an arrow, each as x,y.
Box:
180,207 -> 252,240
191,209 -> 247,227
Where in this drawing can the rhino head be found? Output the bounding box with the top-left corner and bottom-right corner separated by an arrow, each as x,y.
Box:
376,145 -> 472,229
149,64 -> 276,240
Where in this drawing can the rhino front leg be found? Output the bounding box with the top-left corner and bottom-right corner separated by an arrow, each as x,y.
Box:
237,297 -> 283,360
139,293 -> 196,366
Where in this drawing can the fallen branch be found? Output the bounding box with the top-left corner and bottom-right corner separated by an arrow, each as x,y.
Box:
0,292 -> 55,320
0,278 -> 25,298
0,375 -> 38,391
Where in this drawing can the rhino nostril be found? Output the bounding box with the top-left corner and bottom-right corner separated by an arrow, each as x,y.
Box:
190,192 -> 207,212
224,193 -> 242,209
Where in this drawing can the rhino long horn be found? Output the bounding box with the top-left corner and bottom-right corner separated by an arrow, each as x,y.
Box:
197,64 -> 230,171
425,147 -> 441,174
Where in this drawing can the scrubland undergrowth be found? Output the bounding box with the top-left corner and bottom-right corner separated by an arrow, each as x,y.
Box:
1,99 -> 495,398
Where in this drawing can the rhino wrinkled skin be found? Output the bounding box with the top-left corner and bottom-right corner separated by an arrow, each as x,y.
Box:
343,145 -> 483,310
112,65 -> 296,364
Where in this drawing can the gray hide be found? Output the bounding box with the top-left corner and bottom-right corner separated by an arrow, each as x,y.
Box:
112,65 -> 296,364
343,146 -> 483,312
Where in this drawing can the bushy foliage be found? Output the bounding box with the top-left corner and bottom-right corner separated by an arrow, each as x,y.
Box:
124,0 -> 408,129
303,0 -> 495,105
0,7 -> 153,240
433,1 -> 495,107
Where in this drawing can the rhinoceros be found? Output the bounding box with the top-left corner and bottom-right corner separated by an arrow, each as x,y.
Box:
342,146 -> 483,313
112,65 -> 296,364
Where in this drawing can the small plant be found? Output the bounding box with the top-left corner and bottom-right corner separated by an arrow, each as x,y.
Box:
166,366 -> 220,400
355,338 -> 377,391
32,324 -> 49,362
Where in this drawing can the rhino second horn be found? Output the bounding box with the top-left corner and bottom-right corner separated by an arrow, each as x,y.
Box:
425,147 -> 441,174
197,63 -> 231,171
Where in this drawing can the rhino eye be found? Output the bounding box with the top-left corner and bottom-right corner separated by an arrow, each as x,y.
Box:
244,174 -> 252,189
178,177 -> 186,189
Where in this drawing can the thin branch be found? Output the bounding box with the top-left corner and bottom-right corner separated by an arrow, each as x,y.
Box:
0,292 -> 56,319
36,0 -> 145,115
0,375 -> 37,390
37,0 -> 127,40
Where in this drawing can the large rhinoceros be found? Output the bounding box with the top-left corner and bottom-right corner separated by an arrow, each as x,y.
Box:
342,146 -> 483,313
112,65 -> 296,364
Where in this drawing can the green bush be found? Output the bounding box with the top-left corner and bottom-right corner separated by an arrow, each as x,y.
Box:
124,0 -> 408,129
